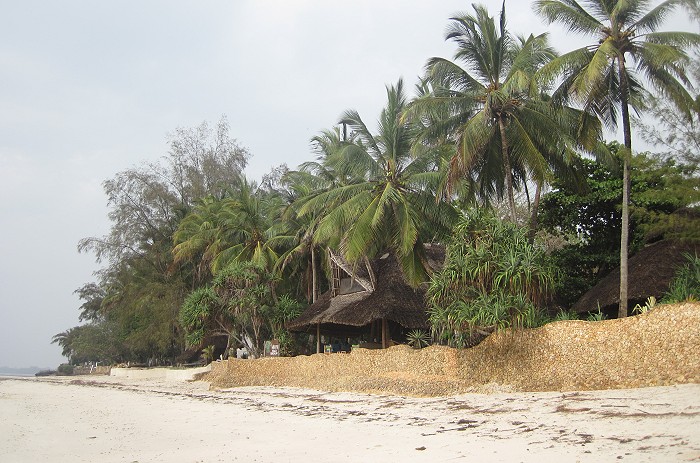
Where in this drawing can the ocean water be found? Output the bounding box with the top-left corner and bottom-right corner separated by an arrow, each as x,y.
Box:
0,367 -> 47,377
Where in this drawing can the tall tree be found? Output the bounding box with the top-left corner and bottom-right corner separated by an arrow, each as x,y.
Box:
173,178 -> 284,276
534,0 -> 700,317
274,127 -> 360,302
410,3 -> 600,224
299,80 -> 459,285
179,261 -> 277,358
539,148 -> 700,307
65,118 -> 249,364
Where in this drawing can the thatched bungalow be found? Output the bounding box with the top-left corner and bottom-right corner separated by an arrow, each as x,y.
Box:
287,245 -> 444,352
572,239 -> 700,315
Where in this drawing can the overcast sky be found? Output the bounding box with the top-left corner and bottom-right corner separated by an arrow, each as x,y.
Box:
0,1 -> 693,368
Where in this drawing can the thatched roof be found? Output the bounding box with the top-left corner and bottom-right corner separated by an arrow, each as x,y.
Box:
328,250 -> 374,292
288,249 -> 444,331
572,239 -> 700,313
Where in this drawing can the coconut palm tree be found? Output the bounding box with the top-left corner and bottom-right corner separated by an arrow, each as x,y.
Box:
173,178 -> 283,276
172,196 -> 227,284
272,127 -> 361,303
410,3 -> 600,224
534,0 -> 700,317
299,79 -> 459,286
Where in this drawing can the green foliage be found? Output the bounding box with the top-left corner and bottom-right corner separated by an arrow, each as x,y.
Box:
56,364 -> 74,376
201,345 -> 215,363
179,265 -> 303,358
64,118 -> 249,365
540,150 -> 700,308
180,286 -> 219,349
211,261 -> 277,358
554,309 -> 579,321
427,211 -> 556,345
663,253 -> 700,303
639,54 -> 700,169
535,0 -> 700,316
173,178 -> 285,279
52,323 -> 125,365
633,296 -> 657,315
265,295 -> 304,332
406,330 -> 431,349
299,79 -> 458,286
262,294 -> 305,356
586,306 -> 607,322
409,3 -> 599,220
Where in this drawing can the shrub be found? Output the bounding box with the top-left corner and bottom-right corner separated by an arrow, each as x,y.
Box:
586,306 -> 607,322
554,309 -> 579,321
663,253 -> 700,303
56,364 -> 74,376
406,330 -> 431,349
427,211 -> 557,346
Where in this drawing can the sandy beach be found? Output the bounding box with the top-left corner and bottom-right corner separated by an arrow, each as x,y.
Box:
1,376 -> 698,462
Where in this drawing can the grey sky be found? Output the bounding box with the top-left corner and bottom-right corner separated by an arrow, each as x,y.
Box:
0,1 -> 692,368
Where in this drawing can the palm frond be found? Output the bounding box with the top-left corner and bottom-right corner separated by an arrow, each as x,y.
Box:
533,0 -> 603,34
634,0 -> 687,33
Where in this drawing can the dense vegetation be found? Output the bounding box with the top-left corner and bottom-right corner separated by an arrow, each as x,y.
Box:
54,1 -> 700,365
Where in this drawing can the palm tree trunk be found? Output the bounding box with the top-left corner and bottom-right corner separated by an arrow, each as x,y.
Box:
498,118 -> 517,222
528,181 -> 542,243
618,60 -> 632,319
311,246 -> 317,303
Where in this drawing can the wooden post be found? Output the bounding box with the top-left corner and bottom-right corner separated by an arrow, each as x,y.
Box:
316,323 -> 321,354
381,318 -> 387,349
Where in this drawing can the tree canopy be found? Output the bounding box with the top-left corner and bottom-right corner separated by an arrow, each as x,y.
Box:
56,4 -> 700,365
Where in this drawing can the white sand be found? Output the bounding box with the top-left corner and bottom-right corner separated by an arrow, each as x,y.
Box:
1,376 -> 699,462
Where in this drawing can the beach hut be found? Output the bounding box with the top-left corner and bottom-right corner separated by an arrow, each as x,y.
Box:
287,246 -> 443,352
572,239 -> 700,315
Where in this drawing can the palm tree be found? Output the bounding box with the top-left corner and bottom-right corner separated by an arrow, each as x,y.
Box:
172,196 -> 226,284
273,171 -> 329,304
411,3 -> 599,224
173,178 -> 283,277
534,0 -> 700,317
299,79 -> 459,286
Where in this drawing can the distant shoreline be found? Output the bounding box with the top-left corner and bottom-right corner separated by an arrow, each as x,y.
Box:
0,367 -> 50,377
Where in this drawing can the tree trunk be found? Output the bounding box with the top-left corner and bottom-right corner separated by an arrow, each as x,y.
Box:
311,246 -> 317,303
381,318 -> 387,349
528,181 -> 542,244
316,323 -> 321,354
618,60 -> 632,319
498,118 -> 517,222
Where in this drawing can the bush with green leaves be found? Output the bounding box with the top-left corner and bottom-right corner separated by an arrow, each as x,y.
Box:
663,253 -> 700,303
56,364 -> 74,376
180,286 -> 219,350
586,306 -> 607,322
261,294 -> 305,356
201,345 -> 215,363
406,329 -> 431,349
179,261 -> 308,358
553,309 -> 579,321
427,211 -> 556,346
633,296 -> 657,315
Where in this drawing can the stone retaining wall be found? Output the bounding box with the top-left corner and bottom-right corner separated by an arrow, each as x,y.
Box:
110,364 -> 211,381
73,366 -> 111,376
204,303 -> 700,396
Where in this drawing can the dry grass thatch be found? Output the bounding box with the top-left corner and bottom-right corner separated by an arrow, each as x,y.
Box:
573,239 -> 700,313
287,250 -> 441,331
204,302 -> 700,396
